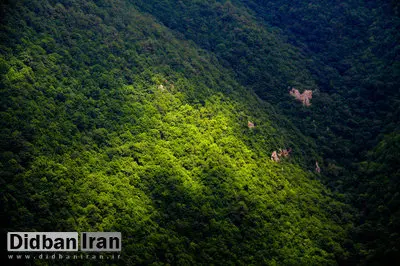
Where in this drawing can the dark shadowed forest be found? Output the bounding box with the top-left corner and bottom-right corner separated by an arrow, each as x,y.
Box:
1,0 -> 399,265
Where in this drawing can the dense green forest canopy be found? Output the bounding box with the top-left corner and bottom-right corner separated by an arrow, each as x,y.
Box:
0,0 -> 399,265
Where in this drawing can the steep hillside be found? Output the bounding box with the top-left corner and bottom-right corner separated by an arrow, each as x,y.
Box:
1,0 -> 398,265
133,0 -> 400,169
132,1 -> 400,263
0,0 -> 353,264
238,0 -> 400,162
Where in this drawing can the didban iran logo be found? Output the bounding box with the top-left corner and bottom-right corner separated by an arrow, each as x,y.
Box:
7,232 -> 121,252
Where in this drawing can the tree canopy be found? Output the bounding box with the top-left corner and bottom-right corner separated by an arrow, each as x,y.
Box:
1,0 -> 399,264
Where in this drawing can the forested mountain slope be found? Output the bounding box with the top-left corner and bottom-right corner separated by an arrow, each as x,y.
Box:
133,0 -> 400,263
0,0 -> 398,265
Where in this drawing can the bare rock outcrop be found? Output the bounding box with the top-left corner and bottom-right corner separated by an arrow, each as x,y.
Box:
289,88 -> 313,106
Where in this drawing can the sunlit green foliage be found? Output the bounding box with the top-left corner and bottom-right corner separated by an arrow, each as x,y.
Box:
0,0 -> 398,265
